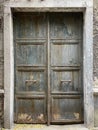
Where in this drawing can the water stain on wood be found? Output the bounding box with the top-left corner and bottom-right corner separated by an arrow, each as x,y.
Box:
14,12 -> 83,124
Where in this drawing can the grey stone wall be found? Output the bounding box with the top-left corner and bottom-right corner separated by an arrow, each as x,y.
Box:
0,1 -> 4,128
94,0 -> 98,127
94,0 -> 98,78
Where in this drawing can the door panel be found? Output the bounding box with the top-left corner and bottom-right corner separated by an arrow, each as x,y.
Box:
51,42 -> 79,66
15,97 -> 46,123
16,70 -> 46,92
51,96 -> 83,122
14,13 -> 47,38
49,13 -> 82,39
14,12 -> 83,124
51,70 -> 80,92
16,39 -> 46,65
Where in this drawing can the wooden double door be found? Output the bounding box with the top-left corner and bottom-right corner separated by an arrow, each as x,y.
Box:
14,12 -> 83,124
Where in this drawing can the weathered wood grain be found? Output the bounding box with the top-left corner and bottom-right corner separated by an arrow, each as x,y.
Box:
14,12 -> 83,124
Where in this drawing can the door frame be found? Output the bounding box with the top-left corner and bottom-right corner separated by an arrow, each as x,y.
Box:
4,0 -> 93,129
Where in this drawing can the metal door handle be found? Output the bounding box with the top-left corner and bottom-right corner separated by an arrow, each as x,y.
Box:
25,80 -> 38,86
60,80 -> 71,85
61,80 -> 71,83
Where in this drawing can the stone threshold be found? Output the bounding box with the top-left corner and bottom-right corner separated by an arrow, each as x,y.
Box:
1,124 -> 93,130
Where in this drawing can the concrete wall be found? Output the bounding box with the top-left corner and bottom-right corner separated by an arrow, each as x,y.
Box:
0,0 -> 98,128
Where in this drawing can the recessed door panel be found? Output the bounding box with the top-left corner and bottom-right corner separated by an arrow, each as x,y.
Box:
49,13 -> 82,39
14,13 -> 47,38
51,70 -> 80,92
51,43 -> 79,66
15,97 -> 46,123
51,96 -> 83,122
16,41 -> 46,66
16,70 -> 46,92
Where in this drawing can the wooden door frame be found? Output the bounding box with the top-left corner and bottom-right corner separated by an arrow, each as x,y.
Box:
4,0 -> 93,129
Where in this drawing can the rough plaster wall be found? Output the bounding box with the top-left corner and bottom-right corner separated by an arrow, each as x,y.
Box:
0,1 -> 4,127
93,0 -> 98,127
94,0 -> 98,79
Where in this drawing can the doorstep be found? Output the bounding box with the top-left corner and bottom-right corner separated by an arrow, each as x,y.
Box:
1,124 -> 92,130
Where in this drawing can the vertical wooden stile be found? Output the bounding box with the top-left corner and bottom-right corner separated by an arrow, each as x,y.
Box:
47,14 -> 50,125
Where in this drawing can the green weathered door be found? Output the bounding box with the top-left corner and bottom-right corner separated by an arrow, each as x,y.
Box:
14,12 -> 83,124
49,13 -> 83,123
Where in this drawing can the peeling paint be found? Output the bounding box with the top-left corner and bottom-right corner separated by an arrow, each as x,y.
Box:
74,113 -> 80,120
94,77 -> 98,87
